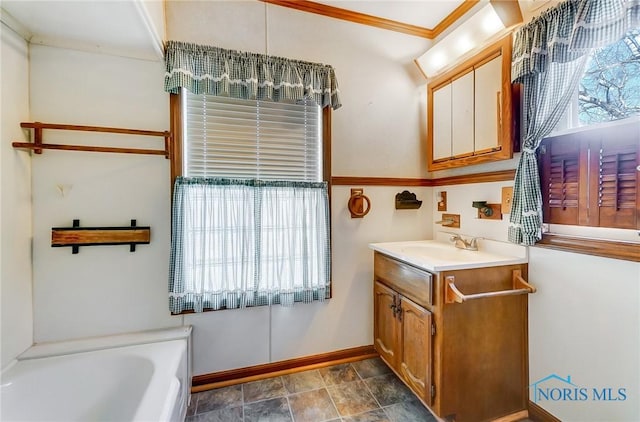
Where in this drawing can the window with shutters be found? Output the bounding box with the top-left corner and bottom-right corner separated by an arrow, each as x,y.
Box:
536,31 -> 640,260
539,117 -> 639,231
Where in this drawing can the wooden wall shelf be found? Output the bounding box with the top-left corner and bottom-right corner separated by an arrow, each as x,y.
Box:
13,122 -> 171,158
51,219 -> 150,254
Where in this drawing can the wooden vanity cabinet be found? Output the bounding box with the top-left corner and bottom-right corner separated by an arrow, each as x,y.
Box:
427,33 -> 519,171
374,253 -> 433,405
373,252 -> 529,422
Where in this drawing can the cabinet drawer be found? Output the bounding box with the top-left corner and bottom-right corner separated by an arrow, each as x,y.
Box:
374,253 -> 432,307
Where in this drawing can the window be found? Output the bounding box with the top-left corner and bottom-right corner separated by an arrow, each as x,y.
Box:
579,29 -> 640,126
557,29 -> 640,131
539,117 -> 639,230
169,90 -> 332,314
540,31 -> 640,233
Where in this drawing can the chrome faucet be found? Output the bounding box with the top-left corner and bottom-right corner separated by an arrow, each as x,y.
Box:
449,234 -> 480,251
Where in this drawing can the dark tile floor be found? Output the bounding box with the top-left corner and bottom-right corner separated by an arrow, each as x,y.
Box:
186,357 -> 439,422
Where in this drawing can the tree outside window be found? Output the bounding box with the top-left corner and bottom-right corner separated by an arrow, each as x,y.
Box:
579,29 -> 640,124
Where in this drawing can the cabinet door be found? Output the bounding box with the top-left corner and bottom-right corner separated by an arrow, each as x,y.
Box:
426,33 -> 514,171
432,84 -> 452,161
451,71 -> 475,157
374,281 -> 400,369
474,55 -> 502,153
399,296 -> 432,405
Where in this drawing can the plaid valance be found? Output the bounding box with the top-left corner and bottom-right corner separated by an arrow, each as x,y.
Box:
164,41 -> 342,110
512,0 -> 640,82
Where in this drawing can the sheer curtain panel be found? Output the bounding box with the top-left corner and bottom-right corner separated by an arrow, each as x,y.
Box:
169,178 -> 330,314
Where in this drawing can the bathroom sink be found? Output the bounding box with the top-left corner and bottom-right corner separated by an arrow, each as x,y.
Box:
369,239 -> 527,272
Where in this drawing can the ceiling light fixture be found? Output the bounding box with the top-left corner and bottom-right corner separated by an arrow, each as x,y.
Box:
414,2 -> 507,79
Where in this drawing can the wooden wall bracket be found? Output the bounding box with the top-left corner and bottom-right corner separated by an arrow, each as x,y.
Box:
13,122 -> 171,158
51,219 -> 151,254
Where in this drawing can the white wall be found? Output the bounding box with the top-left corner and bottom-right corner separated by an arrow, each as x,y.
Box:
430,180 -> 512,242
528,248 -> 639,421
1,26 -> 33,368
29,45 -> 181,342
167,1 -> 434,376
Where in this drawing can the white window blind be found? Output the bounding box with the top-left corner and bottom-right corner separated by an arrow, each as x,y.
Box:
183,90 -> 323,181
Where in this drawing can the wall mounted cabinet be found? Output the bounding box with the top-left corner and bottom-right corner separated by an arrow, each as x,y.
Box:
427,34 -> 519,171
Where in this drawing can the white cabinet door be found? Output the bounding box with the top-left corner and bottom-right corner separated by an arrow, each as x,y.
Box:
432,84 -> 452,161
474,55 -> 502,153
451,71 -> 474,157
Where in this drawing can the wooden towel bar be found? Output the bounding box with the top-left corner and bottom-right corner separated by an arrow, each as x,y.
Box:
13,122 -> 171,158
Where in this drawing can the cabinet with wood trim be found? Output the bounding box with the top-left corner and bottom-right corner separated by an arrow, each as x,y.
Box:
373,252 -> 530,421
427,33 -> 519,171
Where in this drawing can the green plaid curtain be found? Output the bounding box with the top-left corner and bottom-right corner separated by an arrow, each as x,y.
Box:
508,0 -> 640,245
169,178 -> 331,314
164,41 -> 342,110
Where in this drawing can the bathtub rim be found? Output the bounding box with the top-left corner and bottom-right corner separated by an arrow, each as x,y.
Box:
17,325 -> 192,360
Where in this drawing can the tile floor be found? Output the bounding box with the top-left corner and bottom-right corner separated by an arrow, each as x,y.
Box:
186,357 -> 439,422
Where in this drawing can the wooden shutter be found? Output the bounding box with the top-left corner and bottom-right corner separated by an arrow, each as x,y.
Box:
540,136 -> 581,225
595,129 -> 639,229
541,119 -> 639,230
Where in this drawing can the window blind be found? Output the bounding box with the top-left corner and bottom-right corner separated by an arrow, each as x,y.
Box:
183,90 -> 322,182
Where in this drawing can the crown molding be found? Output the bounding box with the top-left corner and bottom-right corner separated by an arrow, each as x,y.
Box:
260,0 -> 479,39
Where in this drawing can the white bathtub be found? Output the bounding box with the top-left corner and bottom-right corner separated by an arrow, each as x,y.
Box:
1,326 -> 192,422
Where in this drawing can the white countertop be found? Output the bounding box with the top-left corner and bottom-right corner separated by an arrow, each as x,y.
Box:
369,234 -> 528,272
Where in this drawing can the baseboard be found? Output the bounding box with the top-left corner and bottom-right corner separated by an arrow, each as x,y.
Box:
191,345 -> 377,392
529,400 -> 561,422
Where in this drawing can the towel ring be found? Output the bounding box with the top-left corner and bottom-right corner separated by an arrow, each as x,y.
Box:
348,192 -> 371,218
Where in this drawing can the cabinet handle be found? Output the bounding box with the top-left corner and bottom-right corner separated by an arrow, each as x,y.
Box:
401,362 -> 426,389
375,339 -> 395,357
496,91 -> 502,142
445,270 -> 536,304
